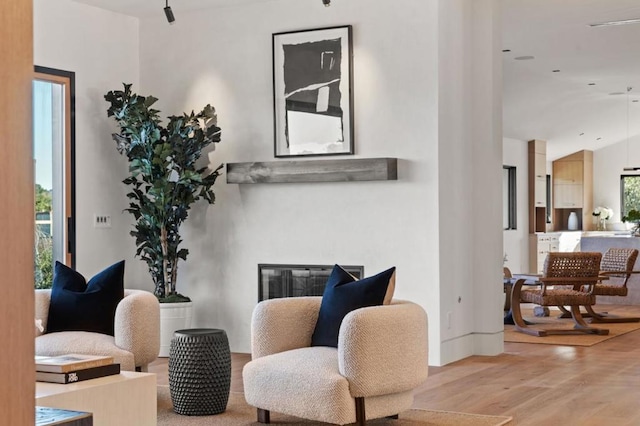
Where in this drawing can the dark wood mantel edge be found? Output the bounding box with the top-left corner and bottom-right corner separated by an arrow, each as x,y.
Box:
226,157 -> 398,184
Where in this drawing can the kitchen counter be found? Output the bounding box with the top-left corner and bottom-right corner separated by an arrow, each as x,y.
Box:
581,235 -> 640,305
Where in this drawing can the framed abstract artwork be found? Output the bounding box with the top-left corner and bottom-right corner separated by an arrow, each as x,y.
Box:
272,25 -> 353,158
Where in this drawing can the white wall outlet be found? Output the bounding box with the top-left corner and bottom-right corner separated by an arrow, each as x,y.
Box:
94,214 -> 112,229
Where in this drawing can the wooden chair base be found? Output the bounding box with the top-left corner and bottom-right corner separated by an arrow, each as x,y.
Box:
511,280 -> 609,336
559,305 -> 640,323
585,304 -> 640,323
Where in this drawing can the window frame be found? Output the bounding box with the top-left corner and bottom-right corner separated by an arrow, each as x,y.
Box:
621,174 -> 640,220
33,66 -> 76,268
503,165 -> 517,230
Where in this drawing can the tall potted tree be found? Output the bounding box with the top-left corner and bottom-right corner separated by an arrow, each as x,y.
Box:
105,84 -> 222,356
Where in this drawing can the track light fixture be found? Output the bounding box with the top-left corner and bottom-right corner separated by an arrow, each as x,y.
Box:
322,0 -> 331,6
164,0 -> 175,23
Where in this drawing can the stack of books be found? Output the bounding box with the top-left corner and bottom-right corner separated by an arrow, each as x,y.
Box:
35,354 -> 120,384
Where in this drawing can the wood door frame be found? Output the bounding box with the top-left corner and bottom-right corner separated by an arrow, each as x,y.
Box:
33,66 -> 76,267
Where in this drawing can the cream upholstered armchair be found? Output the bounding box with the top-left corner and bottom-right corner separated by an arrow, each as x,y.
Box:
243,297 -> 428,425
35,289 -> 160,372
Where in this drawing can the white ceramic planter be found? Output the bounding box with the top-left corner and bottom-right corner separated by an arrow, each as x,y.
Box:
159,302 -> 193,357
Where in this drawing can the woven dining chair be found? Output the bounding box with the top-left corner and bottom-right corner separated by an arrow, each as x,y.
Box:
586,248 -> 640,323
510,252 -> 609,337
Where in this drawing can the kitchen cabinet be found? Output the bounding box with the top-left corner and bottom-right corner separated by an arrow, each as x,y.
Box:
529,233 -> 560,274
552,150 -> 593,231
528,140 -> 548,233
553,184 -> 583,208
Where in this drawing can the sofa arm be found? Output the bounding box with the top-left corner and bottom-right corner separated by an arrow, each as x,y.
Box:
35,289 -> 52,337
338,300 -> 429,397
251,297 -> 322,359
114,290 -> 160,369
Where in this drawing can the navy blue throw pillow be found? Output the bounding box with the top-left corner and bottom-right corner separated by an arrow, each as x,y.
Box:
46,261 -> 125,336
311,265 -> 396,348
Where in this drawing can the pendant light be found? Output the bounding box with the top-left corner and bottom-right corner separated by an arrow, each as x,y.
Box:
164,0 -> 175,23
623,87 -> 638,171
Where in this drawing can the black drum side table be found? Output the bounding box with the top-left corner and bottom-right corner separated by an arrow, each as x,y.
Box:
168,328 -> 231,416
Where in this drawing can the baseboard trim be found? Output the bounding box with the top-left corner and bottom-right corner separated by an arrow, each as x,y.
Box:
438,330 -> 504,366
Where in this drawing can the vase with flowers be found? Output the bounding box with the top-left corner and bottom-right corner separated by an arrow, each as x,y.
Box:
592,206 -> 613,231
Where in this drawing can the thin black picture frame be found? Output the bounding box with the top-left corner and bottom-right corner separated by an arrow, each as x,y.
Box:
272,25 -> 354,158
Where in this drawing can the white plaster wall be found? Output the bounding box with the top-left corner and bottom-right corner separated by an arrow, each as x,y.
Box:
438,0 -> 503,362
34,0 -> 503,366
503,138 -> 528,274
593,135 -> 640,222
33,0 -> 146,283
138,0 -> 443,361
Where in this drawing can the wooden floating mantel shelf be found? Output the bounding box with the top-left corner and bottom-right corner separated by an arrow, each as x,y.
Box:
226,157 -> 398,184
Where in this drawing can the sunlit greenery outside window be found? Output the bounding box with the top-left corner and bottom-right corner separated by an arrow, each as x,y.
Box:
35,184 -> 53,288
621,175 -> 640,218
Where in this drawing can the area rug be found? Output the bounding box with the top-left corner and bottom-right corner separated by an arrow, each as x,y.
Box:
504,307 -> 640,346
157,386 -> 512,426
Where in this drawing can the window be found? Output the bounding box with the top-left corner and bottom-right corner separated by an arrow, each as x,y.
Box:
621,175 -> 640,218
546,174 -> 552,223
503,166 -> 517,230
33,66 -> 75,288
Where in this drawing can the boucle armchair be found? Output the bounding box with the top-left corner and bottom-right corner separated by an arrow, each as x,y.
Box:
243,297 -> 429,425
35,289 -> 160,371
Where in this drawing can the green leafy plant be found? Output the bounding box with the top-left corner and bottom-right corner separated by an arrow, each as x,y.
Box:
105,84 -> 222,302
622,209 -> 640,235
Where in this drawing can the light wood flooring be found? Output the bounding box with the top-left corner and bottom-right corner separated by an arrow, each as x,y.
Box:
149,304 -> 640,425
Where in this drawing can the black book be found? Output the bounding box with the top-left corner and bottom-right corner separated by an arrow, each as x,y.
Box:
36,363 -> 121,384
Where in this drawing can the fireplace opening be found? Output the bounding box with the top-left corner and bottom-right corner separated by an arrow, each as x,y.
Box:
258,264 -> 364,302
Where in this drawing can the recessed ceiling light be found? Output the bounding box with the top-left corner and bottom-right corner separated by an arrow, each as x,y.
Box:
634,100 -> 639,103
502,49 -> 511,53
552,69 -> 561,73
610,92 -> 625,96
589,18 -> 640,27
597,137 -> 602,141
588,83 -> 596,86
579,133 -> 585,136
514,56 -> 535,60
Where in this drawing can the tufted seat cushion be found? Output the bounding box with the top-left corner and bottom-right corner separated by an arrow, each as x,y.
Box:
36,331 -> 135,371
243,346 -> 413,425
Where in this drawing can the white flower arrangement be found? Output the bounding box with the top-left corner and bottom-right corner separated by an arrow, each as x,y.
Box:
592,206 -> 613,221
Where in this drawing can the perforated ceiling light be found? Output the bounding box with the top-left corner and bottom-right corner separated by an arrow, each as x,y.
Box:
322,0 -> 331,6
164,0 -> 175,23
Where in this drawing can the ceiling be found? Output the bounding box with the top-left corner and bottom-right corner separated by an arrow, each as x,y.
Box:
503,0 -> 640,160
71,0 -> 640,160
71,0 -> 275,18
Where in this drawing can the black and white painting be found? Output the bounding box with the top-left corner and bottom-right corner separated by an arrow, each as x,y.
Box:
273,26 -> 353,157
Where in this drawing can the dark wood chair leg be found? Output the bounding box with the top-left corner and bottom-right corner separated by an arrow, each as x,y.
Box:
567,305 -> 609,335
557,305 -> 572,319
257,408 -> 270,424
511,279 -> 546,336
355,397 -> 366,425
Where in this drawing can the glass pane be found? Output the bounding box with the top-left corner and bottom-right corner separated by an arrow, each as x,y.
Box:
622,175 -> 640,218
33,80 -> 65,288
503,168 -> 510,229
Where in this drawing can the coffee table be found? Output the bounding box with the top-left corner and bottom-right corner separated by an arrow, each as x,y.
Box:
36,371 -> 156,426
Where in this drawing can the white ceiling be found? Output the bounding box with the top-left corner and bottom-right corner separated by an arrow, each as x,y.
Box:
71,0 -> 640,160
71,0 -> 275,18
503,0 -> 640,159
